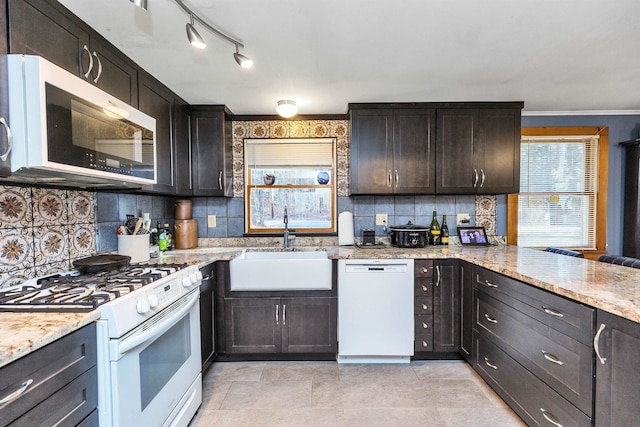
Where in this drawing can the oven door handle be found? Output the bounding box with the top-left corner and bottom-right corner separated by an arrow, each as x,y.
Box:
116,291 -> 199,357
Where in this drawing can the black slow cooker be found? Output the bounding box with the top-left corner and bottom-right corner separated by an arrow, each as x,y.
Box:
388,221 -> 429,248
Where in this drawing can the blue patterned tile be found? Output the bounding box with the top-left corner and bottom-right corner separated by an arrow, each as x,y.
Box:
67,191 -> 95,225
0,268 -> 34,288
33,225 -> 68,266
0,227 -> 34,273
69,224 -> 97,260
0,186 -> 33,228
32,188 -> 67,226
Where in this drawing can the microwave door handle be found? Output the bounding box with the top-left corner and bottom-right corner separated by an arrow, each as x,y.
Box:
115,291 -> 199,357
82,45 -> 94,78
0,117 -> 12,162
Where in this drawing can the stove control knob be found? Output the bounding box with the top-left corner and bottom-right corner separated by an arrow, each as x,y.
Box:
136,299 -> 151,314
147,294 -> 159,308
182,276 -> 193,288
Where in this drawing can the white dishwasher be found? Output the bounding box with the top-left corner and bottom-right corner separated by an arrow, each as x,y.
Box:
338,259 -> 414,363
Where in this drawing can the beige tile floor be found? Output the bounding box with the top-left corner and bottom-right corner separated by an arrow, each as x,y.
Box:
189,360 -> 526,427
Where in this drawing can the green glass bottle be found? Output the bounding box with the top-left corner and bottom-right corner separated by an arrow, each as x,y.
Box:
441,215 -> 449,245
429,210 -> 441,245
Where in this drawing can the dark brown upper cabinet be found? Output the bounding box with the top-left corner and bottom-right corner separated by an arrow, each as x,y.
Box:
436,107 -> 522,194
190,106 -> 233,197
350,106 -> 436,195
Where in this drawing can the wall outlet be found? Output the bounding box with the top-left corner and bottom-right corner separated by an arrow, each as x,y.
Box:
457,213 -> 471,226
207,215 -> 217,228
375,214 -> 388,226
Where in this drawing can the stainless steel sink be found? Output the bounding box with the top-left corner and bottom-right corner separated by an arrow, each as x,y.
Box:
229,250 -> 332,291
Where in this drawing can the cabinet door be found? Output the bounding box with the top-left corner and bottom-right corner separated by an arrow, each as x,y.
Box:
199,264 -> 215,372
436,109 -> 477,194
138,73 -> 175,194
191,109 -> 226,196
281,297 -> 337,353
392,109 -> 436,194
460,261 -> 474,362
86,37 -> 138,107
224,298 -> 280,353
477,108 -> 520,194
350,109 -> 393,194
595,310 -> 640,426
8,0 -> 88,76
174,99 -> 192,196
433,260 -> 460,352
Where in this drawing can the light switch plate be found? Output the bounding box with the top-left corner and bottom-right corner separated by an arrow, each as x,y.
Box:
207,215 -> 217,228
457,213 -> 471,226
375,214 -> 388,226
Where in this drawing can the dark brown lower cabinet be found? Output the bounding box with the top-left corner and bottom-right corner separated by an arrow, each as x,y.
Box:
433,260 -> 460,353
459,260 -> 474,362
224,297 -> 336,354
595,310 -> 640,426
199,262 -> 216,373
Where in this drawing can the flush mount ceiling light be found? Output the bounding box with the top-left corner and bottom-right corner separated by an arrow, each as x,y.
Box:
129,0 -> 148,10
276,100 -> 298,118
173,0 -> 253,68
186,14 -> 206,49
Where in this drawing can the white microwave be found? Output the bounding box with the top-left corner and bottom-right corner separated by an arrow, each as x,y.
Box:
5,54 -> 157,188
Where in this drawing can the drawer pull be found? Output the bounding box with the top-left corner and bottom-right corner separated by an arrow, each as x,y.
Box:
541,351 -> 564,366
484,281 -> 498,288
421,285 -> 428,292
422,267 -> 429,273
275,304 -> 279,325
594,323 -> 607,365
422,341 -> 428,348
542,307 -> 564,318
540,408 -> 563,427
0,379 -> 33,404
422,322 -> 428,329
484,313 -> 498,324
421,304 -> 428,310
483,357 -> 497,370
435,266 -> 441,287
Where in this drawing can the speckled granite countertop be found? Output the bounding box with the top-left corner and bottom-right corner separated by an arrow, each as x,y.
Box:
161,243 -> 640,324
0,310 -> 100,368
2,242 -> 639,369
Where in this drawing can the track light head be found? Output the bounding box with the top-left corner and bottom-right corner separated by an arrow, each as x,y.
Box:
130,0 -> 148,11
234,45 -> 253,68
186,15 -> 206,49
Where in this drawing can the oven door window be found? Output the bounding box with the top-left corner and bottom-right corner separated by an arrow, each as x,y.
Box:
139,315 -> 191,411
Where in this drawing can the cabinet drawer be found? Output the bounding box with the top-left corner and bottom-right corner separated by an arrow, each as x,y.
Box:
476,292 -> 593,415
415,315 -> 434,352
475,334 -> 591,427
414,261 -> 433,278
0,324 -> 96,425
414,278 -> 432,296
415,297 -> 433,315
474,267 -> 594,345
9,366 -> 97,427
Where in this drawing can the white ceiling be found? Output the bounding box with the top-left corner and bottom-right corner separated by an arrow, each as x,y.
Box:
57,0 -> 640,115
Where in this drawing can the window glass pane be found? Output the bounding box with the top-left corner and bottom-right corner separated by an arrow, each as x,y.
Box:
249,187 -> 333,230
250,168 -> 332,186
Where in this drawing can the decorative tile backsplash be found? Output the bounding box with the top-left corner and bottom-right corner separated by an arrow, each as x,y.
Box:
0,186 -> 96,288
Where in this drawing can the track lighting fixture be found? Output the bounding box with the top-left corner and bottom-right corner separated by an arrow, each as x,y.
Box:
129,0 -> 148,11
186,14 -> 206,49
234,45 -> 253,68
276,100 -> 298,118
173,0 -> 253,68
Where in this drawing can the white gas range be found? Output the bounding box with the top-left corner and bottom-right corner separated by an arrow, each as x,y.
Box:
0,262 -> 204,427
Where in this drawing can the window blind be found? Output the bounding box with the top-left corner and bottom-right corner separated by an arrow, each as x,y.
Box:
518,135 -> 598,249
245,138 -> 334,168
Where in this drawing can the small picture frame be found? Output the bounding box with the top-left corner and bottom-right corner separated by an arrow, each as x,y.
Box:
457,226 -> 491,246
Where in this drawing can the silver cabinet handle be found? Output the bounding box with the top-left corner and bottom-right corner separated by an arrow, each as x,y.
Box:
480,169 -> 485,187
0,379 -> 33,404
92,51 -> 103,83
394,169 -> 399,188
82,45 -> 93,78
421,285 -> 428,292
540,408 -> 563,427
435,265 -> 441,287
218,171 -> 223,190
421,322 -> 428,329
0,117 -> 12,162
473,169 -> 479,187
387,169 -> 392,187
283,304 -> 286,325
543,307 -> 564,318
421,267 -> 429,273
275,304 -> 279,325
484,357 -> 497,370
541,351 -> 564,366
484,280 -> 498,288
421,303 -> 428,311
421,340 -> 428,348
484,313 -> 498,324
594,323 -> 607,365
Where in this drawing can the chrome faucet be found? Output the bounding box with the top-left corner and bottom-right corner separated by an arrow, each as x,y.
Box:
283,206 -> 295,248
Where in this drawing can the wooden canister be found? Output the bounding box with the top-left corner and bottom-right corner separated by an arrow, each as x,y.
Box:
175,199 -> 193,220
174,219 -> 198,249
